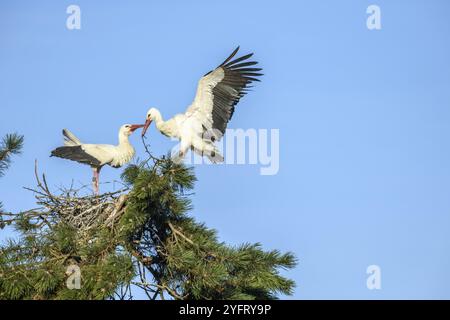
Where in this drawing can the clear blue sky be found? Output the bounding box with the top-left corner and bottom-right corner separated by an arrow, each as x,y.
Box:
1,0 -> 450,299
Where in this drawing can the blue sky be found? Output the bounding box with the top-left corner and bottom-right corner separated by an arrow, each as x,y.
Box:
1,0 -> 450,299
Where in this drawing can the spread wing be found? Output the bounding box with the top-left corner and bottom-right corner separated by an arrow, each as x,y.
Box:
185,47 -> 262,139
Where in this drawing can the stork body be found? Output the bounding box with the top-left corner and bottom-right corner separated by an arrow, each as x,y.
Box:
142,47 -> 262,163
51,124 -> 143,194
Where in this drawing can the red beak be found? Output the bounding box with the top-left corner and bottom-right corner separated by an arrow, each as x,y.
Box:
142,118 -> 152,136
129,124 -> 145,132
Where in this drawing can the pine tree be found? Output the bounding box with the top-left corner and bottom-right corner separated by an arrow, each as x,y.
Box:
0,152 -> 296,300
0,133 -> 24,215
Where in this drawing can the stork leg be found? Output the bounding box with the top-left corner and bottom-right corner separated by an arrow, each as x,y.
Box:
92,168 -> 97,195
92,167 -> 100,195
191,137 -> 224,163
173,139 -> 190,164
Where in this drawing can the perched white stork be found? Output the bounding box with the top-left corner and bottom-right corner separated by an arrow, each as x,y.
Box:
51,124 -> 144,194
142,47 -> 262,162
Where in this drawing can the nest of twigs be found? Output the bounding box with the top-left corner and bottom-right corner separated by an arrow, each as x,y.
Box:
34,188 -> 128,231
0,162 -> 129,234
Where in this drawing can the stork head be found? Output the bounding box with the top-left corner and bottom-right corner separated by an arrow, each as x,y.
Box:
142,107 -> 158,137
120,124 -> 145,137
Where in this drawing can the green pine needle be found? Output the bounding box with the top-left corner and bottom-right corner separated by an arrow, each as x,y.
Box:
0,156 -> 296,300
0,132 -> 24,177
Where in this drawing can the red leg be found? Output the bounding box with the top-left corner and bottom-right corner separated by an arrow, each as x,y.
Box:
92,168 -> 97,195
92,167 -> 100,195
95,169 -> 100,195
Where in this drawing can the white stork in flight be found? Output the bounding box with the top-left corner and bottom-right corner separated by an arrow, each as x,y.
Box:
51,124 -> 144,194
142,47 -> 262,162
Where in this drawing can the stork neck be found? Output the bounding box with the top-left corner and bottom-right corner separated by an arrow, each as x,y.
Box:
152,109 -> 165,130
118,133 -> 131,146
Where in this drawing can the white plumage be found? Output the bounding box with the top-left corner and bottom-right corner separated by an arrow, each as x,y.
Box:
51,124 -> 143,194
142,47 -> 262,163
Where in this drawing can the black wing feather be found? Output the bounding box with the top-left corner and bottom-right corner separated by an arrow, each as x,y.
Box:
208,48 -> 263,134
218,46 -> 240,67
51,145 -> 101,167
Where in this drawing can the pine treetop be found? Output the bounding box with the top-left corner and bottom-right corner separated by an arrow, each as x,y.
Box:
0,133 -> 24,178
0,149 -> 296,300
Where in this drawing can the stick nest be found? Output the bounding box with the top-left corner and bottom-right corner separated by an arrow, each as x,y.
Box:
34,188 -> 128,231
0,162 -> 129,234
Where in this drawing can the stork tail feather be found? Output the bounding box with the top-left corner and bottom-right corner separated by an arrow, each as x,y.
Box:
63,129 -> 82,146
